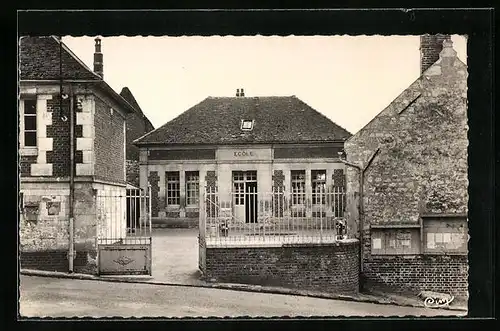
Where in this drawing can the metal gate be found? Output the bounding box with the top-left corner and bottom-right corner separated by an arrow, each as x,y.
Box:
96,186 -> 152,275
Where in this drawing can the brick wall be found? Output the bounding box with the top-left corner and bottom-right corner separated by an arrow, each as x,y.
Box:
20,155 -> 37,177
153,217 -> 198,228
203,241 -> 360,294
19,91 -> 87,178
20,250 -> 68,272
45,97 -> 72,177
148,171 -> 159,217
345,41 -> 468,295
420,34 -> 451,74
94,96 -> 125,184
364,255 -> 468,298
19,250 -> 96,273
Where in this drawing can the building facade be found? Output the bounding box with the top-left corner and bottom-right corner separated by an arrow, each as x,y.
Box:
19,36 -> 136,274
120,87 -> 155,188
135,92 -> 352,228
135,91 -> 362,293
344,36 -> 469,298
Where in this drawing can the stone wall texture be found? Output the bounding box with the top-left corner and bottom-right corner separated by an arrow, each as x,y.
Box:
19,183 -> 99,274
345,41 -> 468,296
203,241 -> 360,295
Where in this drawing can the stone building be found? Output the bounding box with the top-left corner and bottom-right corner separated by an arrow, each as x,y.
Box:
134,91 -> 352,228
119,87 -> 155,187
18,36 -> 136,273
344,35 -> 468,298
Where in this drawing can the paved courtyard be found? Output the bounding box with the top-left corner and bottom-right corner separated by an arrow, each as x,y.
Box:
151,228 -> 202,285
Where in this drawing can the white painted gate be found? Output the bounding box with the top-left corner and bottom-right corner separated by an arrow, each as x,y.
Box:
96,187 -> 152,275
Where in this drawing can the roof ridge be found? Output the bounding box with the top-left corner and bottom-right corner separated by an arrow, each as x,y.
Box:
120,86 -> 155,129
51,36 -> 102,80
294,97 -> 352,136
134,95 -> 352,145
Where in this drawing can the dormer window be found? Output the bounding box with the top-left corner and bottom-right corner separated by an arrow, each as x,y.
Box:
240,119 -> 254,131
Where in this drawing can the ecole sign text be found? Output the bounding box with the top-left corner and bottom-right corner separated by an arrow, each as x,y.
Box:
217,148 -> 272,161
233,151 -> 254,157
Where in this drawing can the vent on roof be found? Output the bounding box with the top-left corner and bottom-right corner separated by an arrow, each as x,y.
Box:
241,119 -> 254,131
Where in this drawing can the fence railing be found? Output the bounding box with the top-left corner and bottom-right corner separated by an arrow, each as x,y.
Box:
96,187 -> 152,245
202,186 -> 347,246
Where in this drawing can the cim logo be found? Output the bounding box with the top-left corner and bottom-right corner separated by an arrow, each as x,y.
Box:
233,151 -> 254,157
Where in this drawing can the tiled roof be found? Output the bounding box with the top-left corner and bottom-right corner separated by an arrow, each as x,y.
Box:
135,96 -> 351,145
19,36 -> 136,115
19,36 -> 101,80
120,87 -> 155,130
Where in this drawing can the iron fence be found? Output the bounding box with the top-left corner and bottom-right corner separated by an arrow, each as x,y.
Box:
96,187 -> 152,245
202,186 -> 347,246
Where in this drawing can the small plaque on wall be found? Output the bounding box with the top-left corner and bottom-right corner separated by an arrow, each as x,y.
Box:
372,238 -> 382,249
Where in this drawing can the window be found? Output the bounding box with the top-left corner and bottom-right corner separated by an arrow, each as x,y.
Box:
185,171 -> 199,206
165,172 -> 180,206
312,170 -> 326,204
232,171 -> 245,205
240,119 -> 254,131
22,99 -> 37,147
291,170 -> 306,205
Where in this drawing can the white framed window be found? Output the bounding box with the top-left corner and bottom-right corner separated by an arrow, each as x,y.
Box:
291,170 -> 306,205
240,119 -> 254,131
165,171 -> 180,206
232,171 -> 245,205
20,98 -> 37,148
185,171 -> 200,206
311,170 -> 326,205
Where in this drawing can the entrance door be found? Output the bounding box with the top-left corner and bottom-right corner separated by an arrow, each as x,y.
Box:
232,171 -> 258,223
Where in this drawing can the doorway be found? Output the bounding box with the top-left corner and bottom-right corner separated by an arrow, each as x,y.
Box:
232,171 -> 258,223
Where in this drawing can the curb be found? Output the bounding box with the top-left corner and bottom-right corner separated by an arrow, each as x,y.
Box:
20,269 -> 467,312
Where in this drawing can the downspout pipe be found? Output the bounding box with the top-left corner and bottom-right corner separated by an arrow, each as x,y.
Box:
58,36 -> 75,273
68,85 -> 75,273
340,148 -> 380,292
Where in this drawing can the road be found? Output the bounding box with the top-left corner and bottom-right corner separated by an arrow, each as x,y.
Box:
19,276 -> 463,318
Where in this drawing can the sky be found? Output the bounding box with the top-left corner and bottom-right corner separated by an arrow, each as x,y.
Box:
62,35 -> 467,135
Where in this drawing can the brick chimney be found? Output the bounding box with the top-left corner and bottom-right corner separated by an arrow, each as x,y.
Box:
240,88 -> 245,97
420,34 -> 451,74
236,88 -> 240,97
93,37 -> 103,79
